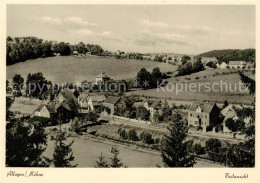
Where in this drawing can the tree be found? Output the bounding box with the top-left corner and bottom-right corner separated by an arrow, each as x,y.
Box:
85,112 -> 99,123
53,42 -> 71,56
222,100 -> 229,109
53,130 -> 77,167
225,118 -> 237,132
109,148 -> 125,168
140,132 -> 153,144
192,59 -> 205,72
205,138 -> 222,160
26,72 -> 48,98
6,120 -> 50,167
161,121 -> 196,167
95,153 -> 109,167
150,67 -> 163,88
12,74 -> 24,96
128,129 -> 139,141
181,55 -> 191,65
136,68 -> 151,89
136,106 -> 150,121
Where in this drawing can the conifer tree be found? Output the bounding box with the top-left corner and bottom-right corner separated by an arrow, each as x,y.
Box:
109,148 -> 125,168
53,130 -> 77,167
161,120 -> 196,167
95,153 -> 109,168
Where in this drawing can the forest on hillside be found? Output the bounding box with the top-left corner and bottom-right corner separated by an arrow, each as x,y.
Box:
197,49 -> 255,63
6,36 -> 108,66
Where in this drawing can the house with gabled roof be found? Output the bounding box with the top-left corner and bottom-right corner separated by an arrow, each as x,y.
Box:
32,101 -> 74,124
32,104 -> 56,119
188,102 -> 220,130
144,100 -> 165,122
87,95 -> 106,112
57,88 -> 77,103
77,92 -> 89,109
103,96 -> 126,114
95,72 -> 110,84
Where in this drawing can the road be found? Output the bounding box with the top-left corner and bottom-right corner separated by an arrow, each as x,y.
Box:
100,115 -> 245,143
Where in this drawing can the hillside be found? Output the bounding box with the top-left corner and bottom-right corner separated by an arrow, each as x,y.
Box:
197,49 -> 255,63
6,55 -> 177,84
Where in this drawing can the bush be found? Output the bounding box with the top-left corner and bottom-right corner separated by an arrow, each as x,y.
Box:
154,137 -> 160,144
195,77 -> 200,80
215,72 -> 220,75
140,132 -> 154,144
215,124 -> 223,132
194,144 -> 205,155
128,129 -> 139,141
203,76 -> 207,78
119,129 -> 128,140
206,125 -> 213,132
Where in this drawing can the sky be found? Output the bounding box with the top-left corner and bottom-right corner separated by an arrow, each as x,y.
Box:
7,4 -> 256,55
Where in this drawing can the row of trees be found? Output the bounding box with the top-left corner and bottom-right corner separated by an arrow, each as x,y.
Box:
136,67 -> 165,89
6,36 -> 105,65
176,56 -> 205,76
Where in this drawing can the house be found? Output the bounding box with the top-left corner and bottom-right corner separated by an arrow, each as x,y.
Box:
144,100 -> 165,122
201,57 -> 218,65
222,105 -> 254,133
32,104 -> 56,119
95,72 -> 110,84
229,61 -> 246,69
103,96 -> 126,115
57,88 -> 77,103
55,102 -> 74,123
219,62 -> 228,69
73,50 -> 79,55
188,102 -> 220,131
78,92 -> 90,107
87,95 -> 106,112
32,102 -> 74,124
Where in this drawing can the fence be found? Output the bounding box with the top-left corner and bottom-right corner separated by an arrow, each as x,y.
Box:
112,115 -> 152,125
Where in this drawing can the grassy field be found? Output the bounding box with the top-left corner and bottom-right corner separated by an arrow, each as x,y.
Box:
127,69 -> 255,105
43,128 -> 224,167
6,55 -> 177,84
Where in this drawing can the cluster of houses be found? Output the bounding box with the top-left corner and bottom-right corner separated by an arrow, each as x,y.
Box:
188,101 -> 253,133
200,57 -> 255,70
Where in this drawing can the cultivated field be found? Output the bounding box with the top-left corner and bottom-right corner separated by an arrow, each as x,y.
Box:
127,69 -> 255,105
6,55 -> 177,84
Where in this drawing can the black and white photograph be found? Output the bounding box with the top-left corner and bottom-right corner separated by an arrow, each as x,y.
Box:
1,1 -> 259,183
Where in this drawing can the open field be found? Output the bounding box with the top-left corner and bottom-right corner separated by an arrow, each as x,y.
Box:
6,55 -> 177,84
10,97 -> 43,115
127,69 -> 255,105
43,132 -> 224,168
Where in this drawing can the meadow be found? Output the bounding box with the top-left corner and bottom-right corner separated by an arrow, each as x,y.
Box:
6,55 -> 177,84
127,69 -> 255,105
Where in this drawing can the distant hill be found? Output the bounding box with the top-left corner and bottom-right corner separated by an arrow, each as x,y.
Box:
197,49 -> 255,63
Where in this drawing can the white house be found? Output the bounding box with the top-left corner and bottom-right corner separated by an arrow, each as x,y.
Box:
229,61 -> 246,69
219,62 -> 228,69
95,72 -> 110,84
87,95 -> 106,111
